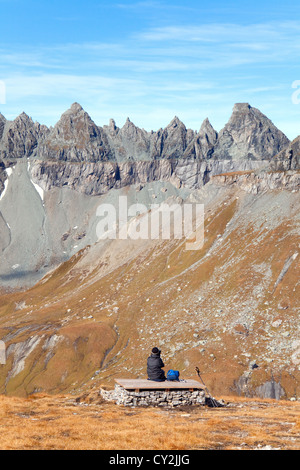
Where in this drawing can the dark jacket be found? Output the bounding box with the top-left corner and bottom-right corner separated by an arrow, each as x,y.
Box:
147,352 -> 166,381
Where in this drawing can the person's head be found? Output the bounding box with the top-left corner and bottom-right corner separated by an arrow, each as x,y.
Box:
152,347 -> 161,355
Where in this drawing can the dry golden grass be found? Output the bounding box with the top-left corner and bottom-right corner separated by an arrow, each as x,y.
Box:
0,393 -> 299,450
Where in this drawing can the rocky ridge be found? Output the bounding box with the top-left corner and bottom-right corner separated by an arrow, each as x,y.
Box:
0,102 -> 296,198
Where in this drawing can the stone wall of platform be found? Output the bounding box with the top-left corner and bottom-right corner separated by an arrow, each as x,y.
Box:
100,384 -> 206,407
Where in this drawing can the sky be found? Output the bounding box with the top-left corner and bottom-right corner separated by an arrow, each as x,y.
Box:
0,0 -> 300,139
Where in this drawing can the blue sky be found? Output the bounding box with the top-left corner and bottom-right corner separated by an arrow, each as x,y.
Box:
0,0 -> 300,139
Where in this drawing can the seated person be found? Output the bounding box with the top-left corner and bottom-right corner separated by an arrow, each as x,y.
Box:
147,347 -> 166,382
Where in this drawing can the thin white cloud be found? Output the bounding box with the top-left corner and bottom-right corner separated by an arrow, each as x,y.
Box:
4,74 -> 142,100
116,1 -> 196,12
137,21 -> 300,42
0,50 -> 63,69
2,20 -> 298,80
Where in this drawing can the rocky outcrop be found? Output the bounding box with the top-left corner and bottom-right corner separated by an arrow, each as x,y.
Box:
212,169 -> 300,193
270,136 -> 300,171
290,139 -> 300,170
6,335 -> 41,381
234,373 -> 285,399
0,159 -> 6,194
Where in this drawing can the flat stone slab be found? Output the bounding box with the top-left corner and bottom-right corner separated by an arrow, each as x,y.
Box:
115,378 -> 205,390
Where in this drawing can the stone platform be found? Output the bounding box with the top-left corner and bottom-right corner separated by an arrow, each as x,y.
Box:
100,378 -> 206,407
115,378 -> 205,390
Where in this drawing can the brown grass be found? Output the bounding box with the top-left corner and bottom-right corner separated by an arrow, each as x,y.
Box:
0,393 -> 299,450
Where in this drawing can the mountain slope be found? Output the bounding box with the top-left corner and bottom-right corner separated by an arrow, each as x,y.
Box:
0,102 -> 299,400
0,179 -> 299,399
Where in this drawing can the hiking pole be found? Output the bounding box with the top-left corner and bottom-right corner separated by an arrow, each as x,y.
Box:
195,367 -> 218,407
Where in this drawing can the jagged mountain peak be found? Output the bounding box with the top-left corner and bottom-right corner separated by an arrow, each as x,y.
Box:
15,111 -> 34,124
199,117 -> 217,135
212,102 -> 290,160
166,116 -> 186,129
0,110 -> 46,159
53,102 -> 98,132
200,116 -> 211,125
121,117 -> 136,129
229,102 -> 261,122
69,102 -> 85,113
106,118 -> 118,133
37,103 -> 113,162
228,102 -> 286,133
229,103 -> 279,129
196,118 -> 218,157
58,102 -> 94,123
109,118 -> 116,127
71,101 -> 83,110
120,117 -> 149,135
232,102 -> 252,113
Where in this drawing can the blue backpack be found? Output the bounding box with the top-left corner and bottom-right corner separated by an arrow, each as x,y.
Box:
167,369 -> 180,381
